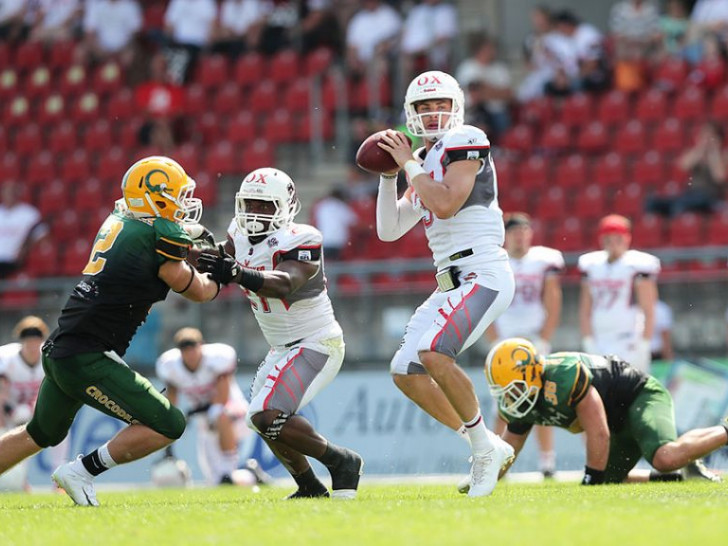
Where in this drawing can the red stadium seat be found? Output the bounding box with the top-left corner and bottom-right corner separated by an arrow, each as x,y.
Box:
92,62 -> 123,95
0,67 -> 18,101
196,54 -> 229,89
672,86 -> 706,120
0,152 -> 21,181
498,186 -> 529,214
493,157 -> 514,187
36,179 -> 66,216
213,82 -> 242,116
594,152 -> 627,188
226,110 -> 256,146
38,94 -> 66,126
49,39 -> 76,69
83,119 -> 114,153
205,141 -> 236,176
516,155 -> 550,190
250,80 -> 277,112
285,78 -> 311,113
572,184 -> 606,220
72,92 -> 101,123
197,111 -> 224,145
14,41 -> 44,71
25,240 -> 59,278
554,154 -> 588,188
269,49 -> 300,85
106,89 -> 135,120
706,210 -> 728,245
710,84 -> 728,121
119,117 -> 144,149
26,67 -> 52,100
558,93 -> 594,126
652,57 -> 688,91
632,214 -> 664,248
611,182 -> 644,217
0,43 -> 10,68
350,77 -> 391,111
264,109 -> 295,144
3,96 -> 31,130
73,178 -> 106,213
538,187 -> 567,221
51,210 -> 83,244
234,52 -> 266,88
241,138 -> 274,172
94,146 -> 127,184
295,111 -> 334,141
632,151 -> 665,187
0,127 -> 6,153
500,124 -> 534,153
667,213 -> 704,247
613,119 -> 646,156
650,117 -> 686,154
596,89 -> 631,127
550,217 -> 586,251
59,65 -> 88,98
26,151 -> 55,189
538,122 -> 572,154
305,47 -> 333,77
172,142 -> 201,177
184,83 -> 208,116
634,88 -> 668,123
60,239 -> 93,277
61,149 -> 92,183
518,96 -> 553,126
13,123 -> 43,157
576,121 -> 609,154
190,172 -> 216,206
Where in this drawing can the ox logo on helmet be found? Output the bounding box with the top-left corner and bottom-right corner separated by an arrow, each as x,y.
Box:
417,75 -> 442,85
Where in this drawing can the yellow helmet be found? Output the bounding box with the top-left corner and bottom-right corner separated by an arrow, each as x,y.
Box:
120,156 -> 201,224
484,338 -> 544,419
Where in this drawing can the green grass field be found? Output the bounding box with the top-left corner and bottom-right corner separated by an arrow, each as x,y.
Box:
1,481 -> 727,546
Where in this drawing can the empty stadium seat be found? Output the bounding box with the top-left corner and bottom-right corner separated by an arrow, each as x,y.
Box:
83,119 -> 114,153
14,123 -> 43,157
241,138 -> 274,172
305,47 -> 333,77
0,68 -> 18,101
59,65 -> 87,97
61,149 -> 92,183
596,89 -> 631,127
93,146 -> 127,183
539,187 -> 567,221
0,152 -> 21,181
3,96 -> 31,129
250,80 -> 278,112
558,93 -> 594,126
516,155 -> 550,190
593,152 -> 627,187
296,110 -> 334,141
213,82 -> 242,116
205,141 -> 236,175
498,186 -> 529,214
572,184 -> 606,219
611,182 -> 645,217
72,92 -> 101,123
652,57 -> 688,90
632,151 -> 665,186
632,214 -> 664,248
538,122 -> 572,153
73,178 -> 106,213
518,96 -> 553,126
226,110 -> 256,146
285,78 -> 311,113
60,239 -> 92,277
554,154 -> 589,188
92,62 -> 123,95
634,88 -> 668,122
196,54 -> 229,89
549,217 -> 586,251
500,124 -> 534,153
576,121 -> 609,154
49,39 -> 76,69
26,67 -> 52,100
672,86 -> 706,120
234,52 -> 266,88
269,49 -> 300,85
14,41 -> 44,71
38,94 -> 65,126
24,240 -> 58,278
264,109 -> 295,143
710,84 -> 728,121
650,117 -> 686,154
51,210 -> 83,244
613,119 -> 646,156
26,151 -> 55,188
36,179 -> 66,216
106,88 -> 135,120
667,213 -> 704,246
706,210 -> 728,245
184,83 -> 208,116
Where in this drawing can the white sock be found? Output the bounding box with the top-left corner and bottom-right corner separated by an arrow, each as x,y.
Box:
219,450 -> 239,480
98,442 -> 118,469
456,425 -> 471,445
539,451 -> 556,472
463,411 -> 493,454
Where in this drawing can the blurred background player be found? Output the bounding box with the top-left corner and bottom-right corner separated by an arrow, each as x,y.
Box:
651,300 -> 675,362
485,212 -> 563,478
0,156 -> 221,506
198,167 -> 363,499
579,214 -> 660,374
0,316 -> 69,491
155,327 -> 268,487
376,70 -> 515,498
485,338 -> 726,485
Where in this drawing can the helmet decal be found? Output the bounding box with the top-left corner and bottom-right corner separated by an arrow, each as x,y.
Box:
144,169 -> 170,194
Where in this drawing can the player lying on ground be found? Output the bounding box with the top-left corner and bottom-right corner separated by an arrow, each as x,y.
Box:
484,338 -> 728,485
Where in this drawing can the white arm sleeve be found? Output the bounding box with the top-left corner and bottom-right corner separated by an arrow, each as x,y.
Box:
376,178 -> 420,241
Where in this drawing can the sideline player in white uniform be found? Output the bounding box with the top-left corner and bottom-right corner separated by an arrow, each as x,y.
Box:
0,316 -> 69,491
485,212 -> 563,478
579,214 -> 660,373
376,70 -> 516,497
196,168 -> 363,499
156,327 -> 263,486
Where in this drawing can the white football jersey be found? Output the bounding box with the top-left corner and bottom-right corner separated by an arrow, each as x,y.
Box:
410,124 -> 508,271
227,220 -> 342,347
578,249 -> 661,337
495,246 -> 564,338
155,343 -> 245,408
0,342 -> 44,408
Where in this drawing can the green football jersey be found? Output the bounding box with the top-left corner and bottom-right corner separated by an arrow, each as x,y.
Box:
503,352 -> 648,435
46,211 -> 192,358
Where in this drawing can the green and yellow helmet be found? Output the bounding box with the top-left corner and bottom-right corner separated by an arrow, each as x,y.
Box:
485,338 -> 544,419
121,156 -> 201,224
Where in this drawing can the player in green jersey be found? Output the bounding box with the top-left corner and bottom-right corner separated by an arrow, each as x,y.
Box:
485,338 -> 728,485
0,156 -> 221,506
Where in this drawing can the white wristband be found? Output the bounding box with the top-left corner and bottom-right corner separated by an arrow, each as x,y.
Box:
404,160 -> 426,182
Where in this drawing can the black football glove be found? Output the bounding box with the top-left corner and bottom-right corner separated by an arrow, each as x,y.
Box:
197,244 -> 241,285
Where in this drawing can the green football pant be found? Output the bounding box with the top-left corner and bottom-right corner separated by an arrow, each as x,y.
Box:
604,376 -> 677,483
26,351 -> 185,448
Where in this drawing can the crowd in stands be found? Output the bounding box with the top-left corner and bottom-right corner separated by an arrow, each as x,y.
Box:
1,0 -> 728,292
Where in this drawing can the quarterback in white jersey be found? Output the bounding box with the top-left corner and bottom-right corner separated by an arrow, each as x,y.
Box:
376,70 -> 515,498
0,317 -> 68,491
197,167 -> 363,500
155,327 -> 252,486
579,214 -> 660,373
485,213 -> 563,478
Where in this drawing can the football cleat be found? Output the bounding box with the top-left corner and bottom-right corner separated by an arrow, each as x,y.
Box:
285,487 -> 330,500
52,456 -> 99,507
468,437 -> 515,498
682,459 -> 722,483
457,475 -> 470,494
328,448 -> 364,500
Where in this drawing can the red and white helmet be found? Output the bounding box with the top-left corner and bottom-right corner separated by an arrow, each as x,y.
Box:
404,71 -> 465,139
235,168 -> 301,236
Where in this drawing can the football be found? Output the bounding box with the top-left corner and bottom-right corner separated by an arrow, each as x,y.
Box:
356,130 -> 412,174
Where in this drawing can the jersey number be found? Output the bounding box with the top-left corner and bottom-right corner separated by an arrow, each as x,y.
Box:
82,219 -> 123,275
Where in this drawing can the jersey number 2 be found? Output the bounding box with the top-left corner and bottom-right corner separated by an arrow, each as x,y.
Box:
82,219 -> 123,275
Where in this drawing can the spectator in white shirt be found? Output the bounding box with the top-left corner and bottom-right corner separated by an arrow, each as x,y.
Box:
0,182 -> 49,279
0,0 -> 28,42
29,0 -> 81,43
164,0 -> 218,82
554,9 -> 609,94
311,187 -> 358,261
346,0 -> 402,78
214,0 -> 267,56
81,0 -> 142,65
609,0 -> 661,61
689,0 -> 728,46
401,0 -> 458,78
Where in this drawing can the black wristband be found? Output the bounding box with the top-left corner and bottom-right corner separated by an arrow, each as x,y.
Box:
236,268 -> 265,292
582,466 -> 605,485
173,266 -> 195,294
